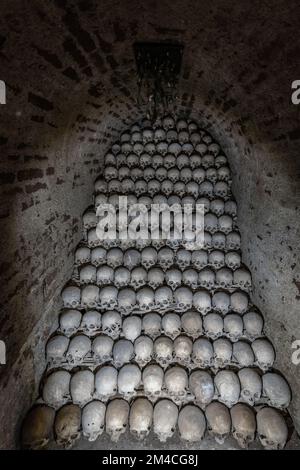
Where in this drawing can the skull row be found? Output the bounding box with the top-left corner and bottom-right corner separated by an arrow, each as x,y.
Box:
22,400 -> 288,450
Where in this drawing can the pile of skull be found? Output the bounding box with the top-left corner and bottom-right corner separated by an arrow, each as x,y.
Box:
22,117 -> 292,450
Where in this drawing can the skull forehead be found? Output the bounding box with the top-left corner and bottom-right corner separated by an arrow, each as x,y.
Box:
205,401 -> 231,434
178,406 -> 206,442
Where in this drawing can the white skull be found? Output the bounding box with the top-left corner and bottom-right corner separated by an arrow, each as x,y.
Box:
226,231 -> 241,250
165,268 -> 182,290
66,334 -> 91,364
154,286 -> 173,310
95,366 -> 118,401
131,131 -> 142,143
158,247 -> 174,270
183,268 -> 199,289
120,132 -> 130,143
153,336 -> 173,367
140,153 -> 152,168
213,338 -> 233,369
102,310 -> 122,339
157,141 -> 168,156
193,290 -> 212,314
145,142 -> 156,155
214,181 -> 229,198
208,142 -> 220,156
218,215 -> 233,234
81,285 -> 100,309
156,166 -> 168,182
162,313 -> 181,339
124,249 -> 141,270
79,265 -> 97,285
104,166 -> 118,181
223,315 -> 243,344
214,370 -> 241,407
166,129 -> 178,143
121,178 -> 135,193
190,132 -> 201,146
180,167 -> 192,183
176,249 -> 192,270
192,338 -> 214,368
210,199 -> 225,217
152,154 -> 164,169
94,178 -> 107,193
82,401 -> 106,442
225,200 -> 237,217
233,268 -> 252,289
198,268 -> 215,289
142,128 -> 154,143
173,181 -> 186,197
231,403 -> 256,449
174,287 -> 194,312
59,309 -> 82,336
217,166 -> 231,182
164,153 -> 176,168
105,152 -> 116,166
181,311 -> 203,338
127,153 -> 139,168
92,335 -> 114,363
114,267 -> 131,289
216,267 -> 233,288
143,364 -> 164,399
189,370 -> 215,407
230,291 -> 249,314
238,368 -> 262,406
106,248 -> 123,269
206,167 -> 218,184
108,179 -> 122,193
141,247 -> 157,269
168,142 -> 181,156
203,313 -> 224,340
176,153 -> 189,169
21,405 -> 55,450
136,287 -> 155,312
205,401 -> 231,444
81,310 -> 101,335
46,335 -> 69,365
113,339 -> 134,368
135,179 -> 148,196
190,153 -> 202,169
75,246 -> 91,265
232,341 -> 255,368
99,286 -> 117,310
117,288 -> 136,315
142,313 -> 161,338
118,165 -> 131,180
121,142 -> 132,155
161,179 -> 174,196
164,366 -> 188,402
62,286 -> 81,309
225,251 -> 241,269
112,143 -> 121,155
70,370 -> 94,407
42,370 -> 71,408
212,292 -> 230,315
163,116 -> 175,130
83,209 -> 97,230
129,398 -> 153,440
118,364 -> 142,399
215,155 -> 227,168
178,130 -> 189,144
243,311 -> 264,340
178,406 -> 206,442
262,373 -> 291,409
131,167 -> 143,181
122,316 -> 142,342
173,335 -> 193,367
199,180 -> 214,197
257,407 -> 288,450
212,231 -> 226,249
134,336 -> 153,366
168,167 -> 180,183
130,267 -> 147,290
106,399 -> 129,442
208,251 -> 224,270
144,166 -> 156,182
91,247 -> 106,267
195,143 -> 207,156
148,179 -> 161,197
96,265 -> 114,286
147,267 -> 164,289
190,249 -> 209,270
54,404 -> 81,448
153,399 -> 178,442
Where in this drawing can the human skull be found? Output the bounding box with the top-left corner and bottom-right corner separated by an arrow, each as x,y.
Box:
79,265 -> 97,285
81,310 -> 101,335
198,268 -> 215,289
217,166 -> 231,182
262,373 -> 291,409
90,247 -> 106,267
243,311 -> 264,340
147,267 -> 165,289
140,153 -> 152,168
256,407 -> 288,450
164,366 -> 189,402
122,316 -> 142,342
94,178 -> 107,194
212,292 -> 230,315
195,143 -> 207,156
54,404 -> 81,449
178,405 -> 206,442
142,313 -> 161,338
142,128 -> 154,143
59,310 -> 82,336
156,166 -> 168,182
206,167 -> 218,184
81,285 -> 100,309
164,153 -> 176,168
214,370 -> 241,407
226,231 -> 241,250
106,399 -> 129,442
95,366 -> 118,401
118,164 -> 131,180
176,249 -> 192,270
158,247 -> 174,270
118,364 -> 142,399
224,200 -> 237,217
153,399 -> 178,442
186,181 -> 199,198
62,286 -> 81,309
181,311 -> 203,338
214,181 -> 229,198
190,153 -> 202,169
215,267 -> 233,288
230,291 -> 249,314
213,338 -> 233,369
96,265 -> 114,286
46,335 -> 69,365
141,247 -> 157,269
153,336 -> 173,367
173,335 -> 193,367
199,180 -> 214,198
106,247 -> 123,269
166,129 -> 178,143
136,287 -> 155,312
123,249 -> 141,270
114,267 -> 131,289
99,286 -> 118,310
130,267 -> 147,290
134,336 -> 153,366
233,268 -> 252,290
215,155 -> 227,168
102,310 -> 122,339
238,368 -> 262,406
192,338 -> 214,368
161,179 -> 174,196
129,398 -> 153,440
165,268 -> 182,290
173,181 -> 186,197
135,179 -> 148,196
203,313 -> 224,340
162,313 -> 181,339
70,370 -> 94,407
82,401 -> 106,442
144,166 -> 156,182
92,335 -> 114,363
189,370 -> 214,407
104,165 -> 118,181
143,364 -> 164,399
176,153 -> 189,169
212,232 -> 226,250
224,314 -> 244,342
205,401 -> 231,444
168,142 -> 181,156
42,370 -> 71,409
75,246 -> 91,265
208,251 -> 224,270
21,405 -> 55,450
148,179 -> 161,197
183,268 -> 199,289
210,199 -> 225,217
193,290 -> 212,315
231,403 -> 256,449
191,250 -> 208,269
225,251 -> 241,270
174,287 -> 194,312
232,341 -> 255,368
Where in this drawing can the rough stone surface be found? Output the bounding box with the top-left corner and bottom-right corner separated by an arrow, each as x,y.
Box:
0,0 -> 299,449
